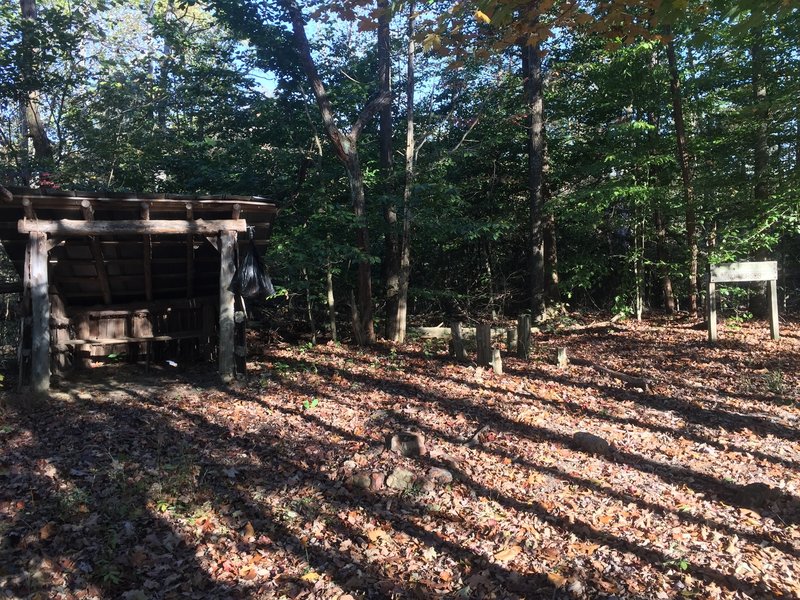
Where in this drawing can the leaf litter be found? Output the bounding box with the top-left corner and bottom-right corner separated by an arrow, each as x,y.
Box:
0,316 -> 798,599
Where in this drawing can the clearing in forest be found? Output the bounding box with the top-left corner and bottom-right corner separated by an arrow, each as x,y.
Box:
1,317 -> 799,599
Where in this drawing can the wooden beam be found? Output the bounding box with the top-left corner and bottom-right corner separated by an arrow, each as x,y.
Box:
28,232 -> 50,392
19,218 -> 249,236
141,202 -> 152,301
186,203 -> 194,298
219,230 -> 236,380
0,184 -> 12,203
81,199 -> 112,304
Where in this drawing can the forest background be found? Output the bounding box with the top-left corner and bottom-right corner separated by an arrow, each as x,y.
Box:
1,0 -> 798,344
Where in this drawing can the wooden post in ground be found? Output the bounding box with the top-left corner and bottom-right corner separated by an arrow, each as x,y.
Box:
234,309 -> 247,376
517,314 -> 531,359
707,280 -> 717,342
506,328 -> 517,354
476,323 -> 492,366
491,349 -> 503,375
219,230 -> 236,380
450,321 -> 467,361
768,279 -> 779,340
28,232 -> 50,392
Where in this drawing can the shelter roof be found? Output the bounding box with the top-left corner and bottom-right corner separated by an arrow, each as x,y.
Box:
0,187 -> 278,307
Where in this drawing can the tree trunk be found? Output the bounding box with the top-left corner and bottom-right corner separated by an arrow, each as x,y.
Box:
282,0 -> 388,344
654,207 -> 675,312
326,257 -> 337,342
19,0 -> 53,177
750,31 -> 771,318
522,38 -> 545,320
378,0 -> 399,341
665,35 -> 698,316
395,0 -> 416,344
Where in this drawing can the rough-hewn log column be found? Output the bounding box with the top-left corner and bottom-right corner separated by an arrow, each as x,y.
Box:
28,232 -> 50,392
81,199 -> 112,304
219,230 -> 236,379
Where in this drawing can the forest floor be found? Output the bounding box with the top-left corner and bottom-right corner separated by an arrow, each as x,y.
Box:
1,315 -> 799,600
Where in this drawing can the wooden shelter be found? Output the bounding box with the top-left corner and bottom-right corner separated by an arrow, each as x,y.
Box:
0,186 -> 278,392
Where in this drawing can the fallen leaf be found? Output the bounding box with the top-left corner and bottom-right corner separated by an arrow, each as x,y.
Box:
548,572 -> 567,587
301,570 -> 321,582
494,545 -> 522,563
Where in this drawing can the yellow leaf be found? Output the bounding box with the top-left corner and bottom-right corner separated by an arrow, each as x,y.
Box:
367,528 -> 391,544
548,572 -> 567,587
493,545 -> 522,562
474,10 -> 491,24
422,33 -> 441,52
301,570 -> 321,582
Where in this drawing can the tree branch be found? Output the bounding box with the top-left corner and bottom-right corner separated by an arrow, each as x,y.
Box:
351,90 -> 392,141
0,184 -> 13,203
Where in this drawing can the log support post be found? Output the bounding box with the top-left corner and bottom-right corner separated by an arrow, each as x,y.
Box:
219,230 -> 236,380
234,309 -> 247,377
28,232 -> 50,392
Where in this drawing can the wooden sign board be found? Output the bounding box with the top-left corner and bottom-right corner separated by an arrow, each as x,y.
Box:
707,261 -> 779,342
710,261 -> 777,283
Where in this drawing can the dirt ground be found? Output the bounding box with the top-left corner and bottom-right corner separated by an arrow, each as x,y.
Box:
1,316 -> 799,599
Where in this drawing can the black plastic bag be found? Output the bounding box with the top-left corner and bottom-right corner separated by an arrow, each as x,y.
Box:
230,231 -> 275,298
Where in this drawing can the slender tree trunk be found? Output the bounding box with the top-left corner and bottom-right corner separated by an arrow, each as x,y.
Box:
396,0 -> 415,344
19,0 -> 53,177
326,257 -> 337,342
665,35 -> 698,316
522,38 -> 545,320
750,31 -> 771,318
283,0 -> 388,344
542,129 -> 559,304
654,207 -> 675,312
377,0 -> 399,340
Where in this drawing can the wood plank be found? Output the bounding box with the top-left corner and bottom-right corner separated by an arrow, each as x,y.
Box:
19,218 -> 249,236
219,230 -> 236,379
29,232 -> 50,392
709,261 -> 777,283
61,331 -> 202,346
81,199 -> 112,304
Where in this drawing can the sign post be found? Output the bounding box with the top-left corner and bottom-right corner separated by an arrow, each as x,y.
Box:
707,261 -> 779,342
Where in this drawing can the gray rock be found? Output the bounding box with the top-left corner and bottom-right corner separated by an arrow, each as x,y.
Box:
573,431 -> 611,456
427,467 -> 453,485
387,431 -> 427,457
386,467 -> 416,491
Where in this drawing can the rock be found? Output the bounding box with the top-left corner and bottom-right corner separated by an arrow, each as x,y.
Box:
573,431 -> 611,456
370,471 -> 385,491
342,460 -> 357,471
427,467 -> 453,485
386,467 -> 416,491
347,471 -> 385,492
347,472 -> 372,490
387,431 -> 427,457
